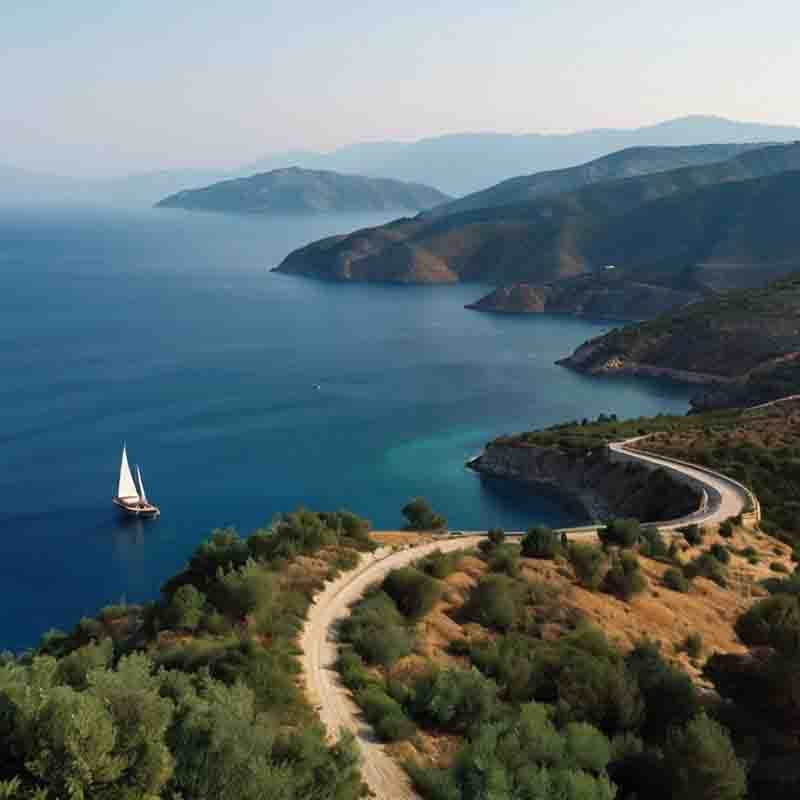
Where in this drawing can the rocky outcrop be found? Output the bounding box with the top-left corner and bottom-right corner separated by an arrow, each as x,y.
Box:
469,442 -> 702,523
558,275 -> 800,411
466,277 -> 701,319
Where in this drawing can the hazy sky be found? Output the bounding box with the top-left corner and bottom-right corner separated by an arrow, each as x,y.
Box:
2,0 -> 798,176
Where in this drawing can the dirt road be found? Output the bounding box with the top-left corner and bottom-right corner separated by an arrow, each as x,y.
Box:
300,536 -> 485,800
300,443 -> 755,799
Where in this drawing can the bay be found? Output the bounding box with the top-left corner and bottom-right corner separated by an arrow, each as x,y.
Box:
0,206 -> 694,650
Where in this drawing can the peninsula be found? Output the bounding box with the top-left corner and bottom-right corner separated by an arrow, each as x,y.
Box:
275,143 -> 800,286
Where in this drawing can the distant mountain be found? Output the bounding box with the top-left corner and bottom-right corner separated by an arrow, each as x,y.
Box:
558,272 -> 800,411
5,115 -> 800,206
275,143 -> 800,287
155,167 -> 450,215
247,115 -> 800,196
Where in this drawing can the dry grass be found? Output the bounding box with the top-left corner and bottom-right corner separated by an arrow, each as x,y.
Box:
370,531 -> 437,547
404,525 -> 792,685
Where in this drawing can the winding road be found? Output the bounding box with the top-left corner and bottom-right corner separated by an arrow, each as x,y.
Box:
299,440 -> 757,800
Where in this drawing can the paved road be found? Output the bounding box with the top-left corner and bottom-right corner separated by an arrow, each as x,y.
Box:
299,441 -> 755,800
608,439 -> 755,528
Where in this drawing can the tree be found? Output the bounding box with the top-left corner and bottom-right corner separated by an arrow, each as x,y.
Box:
412,667 -> 498,732
663,714 -> 746,800
487,528 -> 506,547
166,584 -> 206,631
603,551 -> 647,601
735,593 -> 800,656
521,526 -> 562,559
382,567 -> 441,620
402,497 -> 447,531
403,497 -> 447,531
599,519 -> 642,549
568,543 -> 606,590
462,574 -> 522,632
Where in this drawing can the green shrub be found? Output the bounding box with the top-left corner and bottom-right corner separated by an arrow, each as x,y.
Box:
639,528 -> 669,560
375,712 -> 416,742
735,594 -> 800,656
339,590 -> 413,667
382,567 -> 441,621
663,568 -> 690,593
685,553 -> 728,586
165,585 -> 206,631
418,549 -> 462,579
682,633 -> 704,659
718,519 -> 735,538
603,551 -> 647,601
337,650 -> 373,692
568,543 -> 606,590
663,713 -> 746,800
599,518 -> 643,549
680,524 -> 705,546
461,574 -> 522,631
411,667 -> 498,732
709,543 -> 731,564
521,525 -> 562,559
487,545 -> 520,577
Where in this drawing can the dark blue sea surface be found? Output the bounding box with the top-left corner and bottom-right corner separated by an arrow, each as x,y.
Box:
0,206 -> 695,650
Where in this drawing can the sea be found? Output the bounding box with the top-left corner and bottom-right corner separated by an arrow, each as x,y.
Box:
0,205 -> 695,651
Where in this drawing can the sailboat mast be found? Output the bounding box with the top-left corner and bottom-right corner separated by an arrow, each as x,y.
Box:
136,466 -> 147,504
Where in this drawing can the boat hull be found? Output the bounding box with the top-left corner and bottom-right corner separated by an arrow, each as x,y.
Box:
113,497 -> 160,517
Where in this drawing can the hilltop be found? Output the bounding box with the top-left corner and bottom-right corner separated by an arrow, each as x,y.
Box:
427,142 -> 760,219
155,167 -> 450,215
275,143 -> 800,286
559,273 -> 800,410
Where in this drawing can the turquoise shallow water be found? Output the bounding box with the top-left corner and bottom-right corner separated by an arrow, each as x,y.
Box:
0,206 -> 695,650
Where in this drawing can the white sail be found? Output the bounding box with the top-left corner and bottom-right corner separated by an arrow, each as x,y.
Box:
117,445 -> 140,499
136,465 -> 148,504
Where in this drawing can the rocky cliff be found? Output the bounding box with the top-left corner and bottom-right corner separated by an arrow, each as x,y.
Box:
558,274 -> 800,411
469,441 -> 702,523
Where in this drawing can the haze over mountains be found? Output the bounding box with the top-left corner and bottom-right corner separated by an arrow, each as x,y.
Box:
276,142 -> 800,289
3,115 -> 800,207
245,115 -> 800,196
156,168 -> 449,216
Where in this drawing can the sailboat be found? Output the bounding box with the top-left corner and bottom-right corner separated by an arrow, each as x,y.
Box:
113,444 -> 160,517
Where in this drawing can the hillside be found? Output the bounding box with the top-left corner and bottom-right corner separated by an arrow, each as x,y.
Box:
155,167 -> 450,215
559,273 -> 800,410
466,272 -> 703,319
275,143 -> 800,286
427,143 -> 761,219
340,519 -> 797,800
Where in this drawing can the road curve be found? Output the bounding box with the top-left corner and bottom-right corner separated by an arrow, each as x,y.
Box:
300,536 -> 485,800
300,442 -> 756,800
608,439 -> 755,528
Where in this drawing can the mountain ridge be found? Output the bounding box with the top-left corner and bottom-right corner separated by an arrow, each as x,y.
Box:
275,143 -> 800,287
5,114 -> 799,205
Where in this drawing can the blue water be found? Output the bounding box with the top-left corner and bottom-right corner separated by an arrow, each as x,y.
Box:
0,206 -> 695,650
